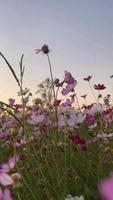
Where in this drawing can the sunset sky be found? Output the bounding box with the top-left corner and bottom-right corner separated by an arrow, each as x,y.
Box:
0,0 -> 113,104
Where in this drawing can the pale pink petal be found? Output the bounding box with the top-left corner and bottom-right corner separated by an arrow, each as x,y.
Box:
8,155 -> 19,169
0,164 -> 10,173
0,173 -> 14,186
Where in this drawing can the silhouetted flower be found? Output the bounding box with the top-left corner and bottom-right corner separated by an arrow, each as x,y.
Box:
84,75 -> 92,81
81,94 -> 87,99
94,84 -> 106,90
35,44 -> 50,54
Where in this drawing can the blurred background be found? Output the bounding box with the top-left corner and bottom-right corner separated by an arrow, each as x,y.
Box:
0,0 -> 113,104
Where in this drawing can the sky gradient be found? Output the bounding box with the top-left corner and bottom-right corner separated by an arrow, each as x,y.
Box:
0,0 -> 113,104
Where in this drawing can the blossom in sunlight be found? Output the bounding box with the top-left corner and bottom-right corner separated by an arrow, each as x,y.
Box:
94,84 -> 106,90
98,172 -> 113,200
35,44 -> 50,54
83,75 -> 92,81
0,187 -> 13,200
65,194 -> 84,200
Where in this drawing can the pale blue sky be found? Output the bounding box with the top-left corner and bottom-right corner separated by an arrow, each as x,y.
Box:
0,0 -> 113,103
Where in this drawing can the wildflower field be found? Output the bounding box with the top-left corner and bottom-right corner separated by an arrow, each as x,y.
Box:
0,45 -> 113,200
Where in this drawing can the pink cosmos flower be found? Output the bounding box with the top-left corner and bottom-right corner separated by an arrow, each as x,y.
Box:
0,188 -> 13,200
84,75 -> 92,81
0,155 -> 19,173
61,71 -> 77,96
16,138 -> 26,147
98,172 -> 113,200
35,44 -> 50,54
94,84 -> 106,90
0,155 -> 21,186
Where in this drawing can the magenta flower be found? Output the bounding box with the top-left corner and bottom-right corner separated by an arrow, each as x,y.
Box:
98,172 -> 113,200
16,138 -> 26,147
84,75 -> 92,81
35,44 -> 50,54
85,114 -> 96,123
94,84 -> 106,90
68,134 -> 86,145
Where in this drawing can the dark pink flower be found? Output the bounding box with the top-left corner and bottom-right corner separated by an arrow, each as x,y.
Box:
84,75 -> 92,81
86,114 -> 96,123
53,100 -> 61,107
68,134 -> 86,145
35,44 -> 49,54
94,84 -> 106,90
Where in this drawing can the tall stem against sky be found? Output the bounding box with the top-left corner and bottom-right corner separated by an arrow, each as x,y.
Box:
46,54 -> 56,101
46,54 -> 58,128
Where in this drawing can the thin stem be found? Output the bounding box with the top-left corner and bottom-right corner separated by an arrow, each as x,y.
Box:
47,54 -> 56,101
47,54 -> 58,130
